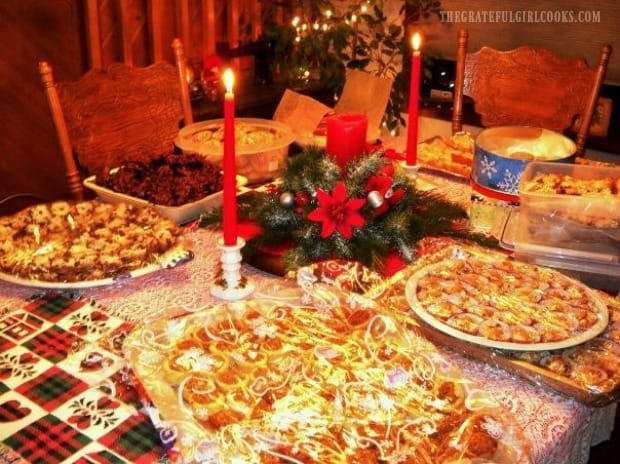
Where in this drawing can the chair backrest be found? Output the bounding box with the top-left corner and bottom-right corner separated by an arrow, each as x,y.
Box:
39,38 -> 193,200
452,29 -> 612,157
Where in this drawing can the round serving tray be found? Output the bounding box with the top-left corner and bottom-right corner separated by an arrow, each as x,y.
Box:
0,247 -> 193,290
405,259 -> 609,351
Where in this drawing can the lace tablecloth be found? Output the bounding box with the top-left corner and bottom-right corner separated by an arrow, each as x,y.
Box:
2,128 -> 616,462
0,216 -> 617,463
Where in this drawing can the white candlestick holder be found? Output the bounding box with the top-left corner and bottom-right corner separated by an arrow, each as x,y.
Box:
400,161 -> 419,180
210,237 -> 255,300
400,161 -> 419,182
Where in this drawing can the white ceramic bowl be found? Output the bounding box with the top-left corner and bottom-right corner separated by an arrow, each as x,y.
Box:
175,118 -> 294,184
84,173 -> 247,224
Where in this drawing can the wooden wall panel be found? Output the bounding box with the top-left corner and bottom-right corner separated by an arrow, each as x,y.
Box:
202,0 -> 216,57
0,0 -> 85,213
188,0 -> 204,65
84,0 -> 264,71
85,0 -> 103,67
122,0 -> 150,66
98,0 -> 121,67
149,0 -> 174,62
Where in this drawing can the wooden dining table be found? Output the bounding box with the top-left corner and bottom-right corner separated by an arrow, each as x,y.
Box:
0,165 -> 617,464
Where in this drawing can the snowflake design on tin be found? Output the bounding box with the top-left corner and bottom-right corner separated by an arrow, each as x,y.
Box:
480,155 -> 498,178
497,168 -> 522,194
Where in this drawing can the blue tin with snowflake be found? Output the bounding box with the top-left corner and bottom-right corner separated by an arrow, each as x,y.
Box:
469,126 -> 574,234
472,126 -> 575,198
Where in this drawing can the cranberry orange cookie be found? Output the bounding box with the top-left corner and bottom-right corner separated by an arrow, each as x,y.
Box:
406,257 -> 608,351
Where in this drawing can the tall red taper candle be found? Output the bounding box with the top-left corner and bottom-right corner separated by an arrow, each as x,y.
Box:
406,33 -> 422,166
222,68 -> 237,246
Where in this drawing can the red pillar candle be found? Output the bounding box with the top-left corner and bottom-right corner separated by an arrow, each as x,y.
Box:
406,33 -> 422,166
326,112 -> 368,170
222,68 -> 237,246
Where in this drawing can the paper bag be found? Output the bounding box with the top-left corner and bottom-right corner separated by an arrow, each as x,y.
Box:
335,69 -> 393,140
273,89 -> 333,143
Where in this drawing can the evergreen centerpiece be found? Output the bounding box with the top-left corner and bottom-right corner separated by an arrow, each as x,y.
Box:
201,146 -> 494,275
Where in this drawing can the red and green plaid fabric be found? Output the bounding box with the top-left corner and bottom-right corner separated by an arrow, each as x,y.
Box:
0,293 -> 168,464
3,413 -> 92,463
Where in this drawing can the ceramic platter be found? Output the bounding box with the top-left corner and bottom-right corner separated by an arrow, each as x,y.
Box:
404,258 -> 609,352
84,173 -> 247,225
0,247 -> 193,290
0,200 -> 193,289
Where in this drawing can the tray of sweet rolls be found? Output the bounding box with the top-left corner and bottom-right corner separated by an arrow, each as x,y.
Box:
373,242 -> 620,406
0,200 -> 192,288
123,297 -> 532,463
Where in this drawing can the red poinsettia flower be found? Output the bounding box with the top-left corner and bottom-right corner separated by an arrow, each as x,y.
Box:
307,182 -> 366,239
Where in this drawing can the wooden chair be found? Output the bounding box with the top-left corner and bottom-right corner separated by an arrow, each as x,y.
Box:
39,38 -> 193,201
452,29 -> 612,157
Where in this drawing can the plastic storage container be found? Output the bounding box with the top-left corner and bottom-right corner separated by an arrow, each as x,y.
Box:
513,161 -> 620,291
175,118 -> 295,184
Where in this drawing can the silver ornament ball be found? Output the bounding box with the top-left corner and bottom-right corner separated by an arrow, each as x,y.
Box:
280,192 -> 295,207
367,190 -> 384,208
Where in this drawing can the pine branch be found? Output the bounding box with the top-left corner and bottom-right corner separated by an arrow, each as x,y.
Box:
199,146 -> 499,273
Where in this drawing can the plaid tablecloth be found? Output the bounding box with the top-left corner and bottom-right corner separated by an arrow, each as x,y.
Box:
0,292 -> 166,463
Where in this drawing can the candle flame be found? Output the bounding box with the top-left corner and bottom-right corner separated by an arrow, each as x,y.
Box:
223,68 -> 234,93
412,33 -> 422,51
